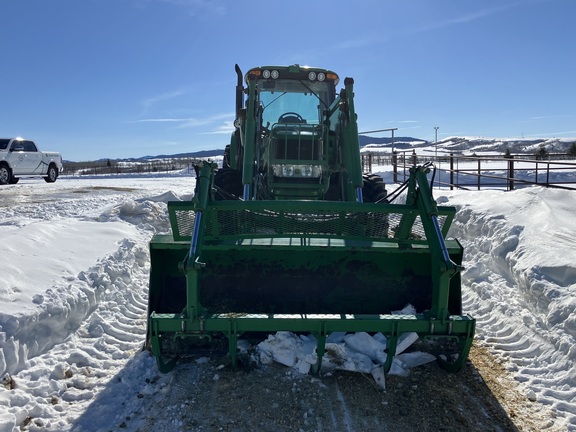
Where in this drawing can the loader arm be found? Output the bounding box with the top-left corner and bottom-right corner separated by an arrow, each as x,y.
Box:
241,74 -> 258,200
338,78 -> 364,202
410,165 -> 463,322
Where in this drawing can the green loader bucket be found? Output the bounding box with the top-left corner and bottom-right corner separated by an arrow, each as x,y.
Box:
147,165 -> 475,374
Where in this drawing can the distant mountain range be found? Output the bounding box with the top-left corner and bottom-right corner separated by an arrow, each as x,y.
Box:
67,135 -> 575,164
84,136 -> 426,163
358,135 -> 425,148
123,149 -> 224,161
360,135 -> 576,155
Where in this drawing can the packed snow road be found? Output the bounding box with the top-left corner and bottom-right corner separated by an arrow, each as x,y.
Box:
0,171 -> 574,431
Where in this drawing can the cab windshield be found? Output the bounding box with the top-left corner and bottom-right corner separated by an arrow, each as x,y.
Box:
258,79 -> 332,126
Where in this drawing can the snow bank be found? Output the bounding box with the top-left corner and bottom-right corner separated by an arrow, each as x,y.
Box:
0,178 -> 191,432
443,186 -> 576,426
0,220 -> 146,374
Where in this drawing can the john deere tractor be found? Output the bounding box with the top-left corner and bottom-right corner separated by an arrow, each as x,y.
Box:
146,64 -> 475,374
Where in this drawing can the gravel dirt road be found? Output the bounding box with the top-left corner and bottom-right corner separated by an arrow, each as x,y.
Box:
122,342 -> 561,432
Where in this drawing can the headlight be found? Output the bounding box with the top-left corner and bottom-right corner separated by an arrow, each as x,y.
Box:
273,164 -> 322,178
301,165 -> 313,177
283,165 -> 295,176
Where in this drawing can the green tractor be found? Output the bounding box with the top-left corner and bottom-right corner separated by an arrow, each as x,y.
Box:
146,64 -> 475,374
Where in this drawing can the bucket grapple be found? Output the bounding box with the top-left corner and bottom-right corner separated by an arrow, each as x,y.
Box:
146,64 -> 475,374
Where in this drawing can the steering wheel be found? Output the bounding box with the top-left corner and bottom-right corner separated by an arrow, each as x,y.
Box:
278,112 -> 306,124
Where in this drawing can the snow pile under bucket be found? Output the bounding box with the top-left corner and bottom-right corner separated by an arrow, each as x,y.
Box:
256,329 -> 436,390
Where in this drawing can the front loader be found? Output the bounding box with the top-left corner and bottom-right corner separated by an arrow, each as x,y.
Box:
146,64 -> 475,374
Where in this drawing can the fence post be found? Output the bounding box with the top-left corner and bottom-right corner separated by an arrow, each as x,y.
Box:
392,151 -> 398,183
450,154 -> 454,190
477,158 -> 481,190
508,156 -> 515,190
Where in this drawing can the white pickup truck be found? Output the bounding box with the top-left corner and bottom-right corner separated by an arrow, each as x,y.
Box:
0,138 -> 63,185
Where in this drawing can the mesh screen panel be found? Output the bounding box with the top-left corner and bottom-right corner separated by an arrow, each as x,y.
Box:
169,202 -> 449,242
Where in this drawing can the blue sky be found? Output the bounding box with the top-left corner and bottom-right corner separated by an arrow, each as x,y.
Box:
2,0 -> 575,161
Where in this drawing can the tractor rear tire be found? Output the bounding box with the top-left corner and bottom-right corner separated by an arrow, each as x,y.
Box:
223,145 -> 231,169
362,174 -> 388,203
214,168 -> 243,200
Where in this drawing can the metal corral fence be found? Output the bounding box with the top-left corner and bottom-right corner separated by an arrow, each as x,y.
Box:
362,151 -> 576,191
64,158 -> 201,176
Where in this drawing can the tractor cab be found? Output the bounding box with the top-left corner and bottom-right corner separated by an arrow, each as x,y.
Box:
247,65 -> 340,200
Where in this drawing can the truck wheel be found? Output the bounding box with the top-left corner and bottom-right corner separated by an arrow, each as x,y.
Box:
0,164 -> 11,185
44,165 -> 58,183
